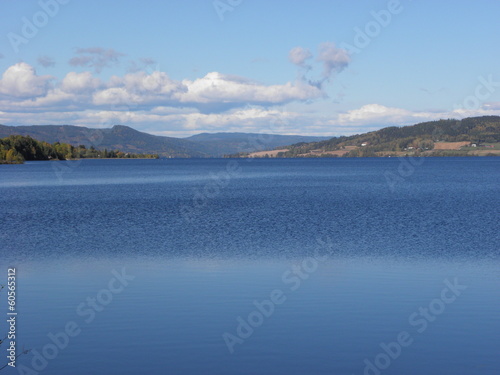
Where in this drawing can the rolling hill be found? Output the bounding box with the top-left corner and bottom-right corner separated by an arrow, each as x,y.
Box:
0,124 -> 211,157
0,124 -> 329,157
1,116 -> 499,158
184,132 -> 329,155
242,116 -> 500,158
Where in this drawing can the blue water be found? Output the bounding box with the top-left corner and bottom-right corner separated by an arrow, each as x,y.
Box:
0,158 -> 499,374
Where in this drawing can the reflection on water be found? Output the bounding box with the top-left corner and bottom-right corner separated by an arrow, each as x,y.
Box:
1,158 -> 499,374
10,257 -> 500,375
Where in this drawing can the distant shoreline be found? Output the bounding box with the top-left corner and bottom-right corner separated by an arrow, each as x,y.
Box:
3,155 -> 499,166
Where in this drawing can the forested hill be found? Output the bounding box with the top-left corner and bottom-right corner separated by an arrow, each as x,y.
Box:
0,124 -> 212,158
2,116 -> 499,160
0,124 -> 329,157
0,135 -> 158,164
271,116 -> 500,158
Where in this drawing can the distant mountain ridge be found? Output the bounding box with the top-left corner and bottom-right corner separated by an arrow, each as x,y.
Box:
0,124 -> 329,157
3,116 -> 498,158
184,132 -> 330,155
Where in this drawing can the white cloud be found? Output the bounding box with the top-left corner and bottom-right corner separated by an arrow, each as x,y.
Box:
92,70 -> 185,106
0,62 -> 53,98
0,46 -> 326,119
337,103 -> 500,127
4,60 -> 498,138
121,71 -> 183,96
0,62 -> 328,135
337,104 -> 450,128
176,72 -> 322,106
3,100 -> 500,138
61,71 -> 102,94
338,104 -> 411,124
179,107 -> 298,131
92,87 -> 139,106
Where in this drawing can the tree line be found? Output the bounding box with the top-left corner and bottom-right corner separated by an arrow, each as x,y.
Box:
0,135 -> 159,164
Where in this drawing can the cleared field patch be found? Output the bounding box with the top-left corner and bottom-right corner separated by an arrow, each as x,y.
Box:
433,141 -> 470,150
302,145 -> 358,157
248,149 -> 289,157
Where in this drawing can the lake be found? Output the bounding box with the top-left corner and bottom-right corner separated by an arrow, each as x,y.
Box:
0,158 -> 499,374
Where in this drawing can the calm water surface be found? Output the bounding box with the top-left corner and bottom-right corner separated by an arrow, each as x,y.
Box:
0,158 -> 499,374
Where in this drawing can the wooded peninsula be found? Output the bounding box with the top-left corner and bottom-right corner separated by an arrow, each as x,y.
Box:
0,135 -> 159,164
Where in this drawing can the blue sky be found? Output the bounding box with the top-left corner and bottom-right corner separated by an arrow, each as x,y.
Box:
0,0 -> 499,137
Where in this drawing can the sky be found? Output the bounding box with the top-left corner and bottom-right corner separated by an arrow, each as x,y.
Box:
0,0 -> 499,138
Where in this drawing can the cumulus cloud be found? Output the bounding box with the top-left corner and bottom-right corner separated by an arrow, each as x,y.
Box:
3,99 -> 500,137
0,62 -> 323,115
0,62 -> 53,98
178,107 -> 299,132
0,105 -> 304,136
69,47 -> 125,73
176,72 -> 322,109
0,62 -> 327,135
336,103 -> 500,127
120,71 -> 181,95
93,70 -> 185,106
61,71 -> 102,94
288,47 -> 312,69
9,62 -> 498,137
37,55 -> 56,68
338,104 -> 432,126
